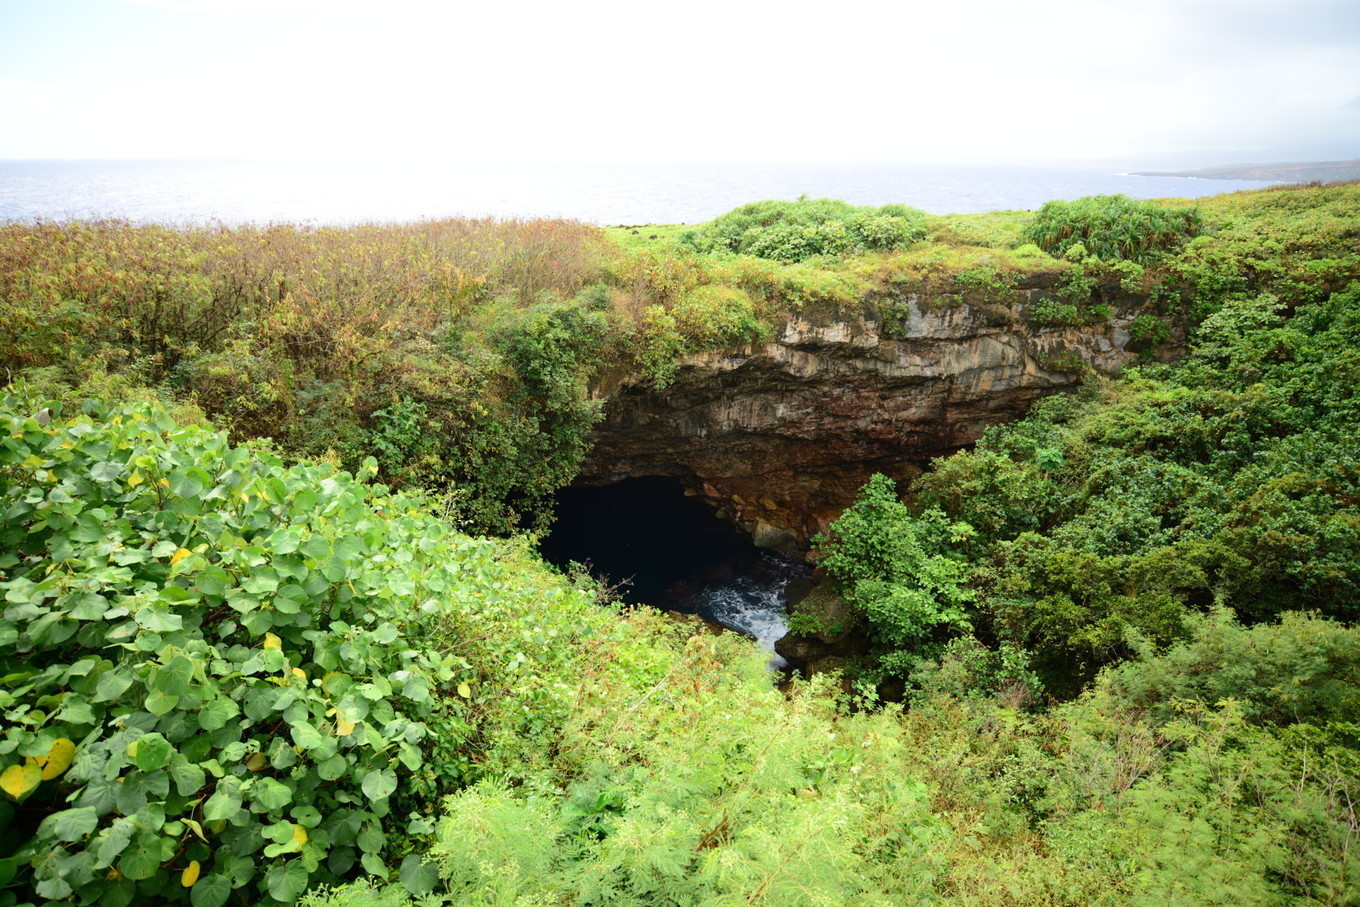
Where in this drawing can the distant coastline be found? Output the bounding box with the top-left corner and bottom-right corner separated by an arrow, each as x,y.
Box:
1133,159 -> 1360,183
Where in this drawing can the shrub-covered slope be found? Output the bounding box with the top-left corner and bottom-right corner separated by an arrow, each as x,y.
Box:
2,183 -> 1359,904
0,393 -> 643,904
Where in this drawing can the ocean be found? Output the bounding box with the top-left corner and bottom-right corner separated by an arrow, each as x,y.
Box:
0,158 -> 1282,226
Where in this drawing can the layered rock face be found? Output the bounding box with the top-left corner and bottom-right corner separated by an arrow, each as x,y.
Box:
579,279 -> 1167,549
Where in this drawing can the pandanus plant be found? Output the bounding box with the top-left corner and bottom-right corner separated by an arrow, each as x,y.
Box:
1025,195 -> 1203,265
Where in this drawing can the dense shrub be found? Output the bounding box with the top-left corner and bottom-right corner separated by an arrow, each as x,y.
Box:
299,643 -> 952,907
900,282 -> 1360,690
812,474 -> 976,667
0,218 -> 621,535
0,394 -> 483,903
1103,608 -> 1360,729
681,198 -> 928,262
1023,194 -> 1203,263
0,391 -> 629,905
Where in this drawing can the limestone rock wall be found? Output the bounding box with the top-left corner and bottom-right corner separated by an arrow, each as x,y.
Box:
578,283 -> 1171,549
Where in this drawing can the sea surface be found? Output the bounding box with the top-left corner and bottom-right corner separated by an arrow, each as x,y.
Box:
0,158 -> 1282,225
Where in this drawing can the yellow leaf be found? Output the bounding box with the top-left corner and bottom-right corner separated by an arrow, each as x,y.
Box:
289,824 -> 308,850
128,470 -> 144,487
170,548 -> 192,566
159,478 -> 169,488
245,753 -> 268,772
34,738 -> 75,780
336,717 -> 356,737
263,633 -> 282,650
0,763 -> 42,800
291,667 -> 306,681
181,860 -> 200,888
457,682 -> 471,699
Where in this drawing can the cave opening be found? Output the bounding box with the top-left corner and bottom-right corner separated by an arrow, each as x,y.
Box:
538,477 -> 809,661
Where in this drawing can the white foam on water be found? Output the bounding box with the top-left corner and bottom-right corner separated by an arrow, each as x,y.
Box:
687,556 -> 808,669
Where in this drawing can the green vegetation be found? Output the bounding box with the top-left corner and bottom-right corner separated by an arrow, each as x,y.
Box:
3,182 -> 1360,904
817,277 -> 1360,694
0,392 -> 644,904
812,475 -> 976,657
1023,193 -> 1204,263
679,197 -> 929,262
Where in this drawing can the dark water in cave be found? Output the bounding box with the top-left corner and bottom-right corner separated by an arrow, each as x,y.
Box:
538,477 -> 809,665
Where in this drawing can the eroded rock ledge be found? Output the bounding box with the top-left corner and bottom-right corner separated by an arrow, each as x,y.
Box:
579,279 -> 1170,549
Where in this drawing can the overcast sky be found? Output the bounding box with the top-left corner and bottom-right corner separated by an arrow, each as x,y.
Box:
1,0 -> 1357,165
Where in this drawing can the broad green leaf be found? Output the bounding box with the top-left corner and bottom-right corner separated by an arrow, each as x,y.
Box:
252,777 -> 292,812
360,769 -> 396,803
301,535 -> 330,560
291,805 -> 322,828
203,781 -> 243,822
264,860 -> 310,902
360,852 -> 389,880
134,607 -> 182,633
154,655 -> 196,696
320,557 -> 348,583
356,821 -> 384,854
317,754 -> 348,781
35,875 -> 73,900
114,769 -> 168,816
55,695 -> 97,726
41,806 -> 99,842
170,759 -> 206,796
197,697 -> 238,731
101,877 -> 138,907
118,835 -> 163,881
241,572 -> 278,595
145,689 -> 179,716
93,670 -> 135,703
289,722 -> 326,752
169,472 -> 204,499
69,593 -> 108,620
274,584 -> 308,614
132,732 -> 173,771
93,819 -> 136,868
399,854 -> 439,895
195,566 -> 230,598
189,873 -> 232,907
